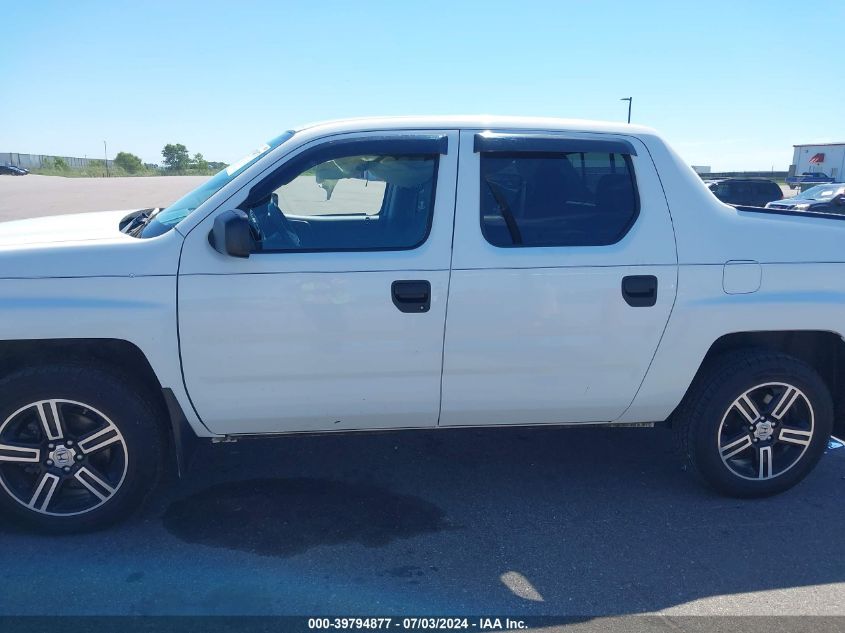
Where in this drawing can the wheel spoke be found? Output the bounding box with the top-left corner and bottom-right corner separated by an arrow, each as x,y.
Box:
28,472 -> 60,512
758,446 -> 774,479
721,434 -> 753,460
0,398 -> 129,517
778,426 -> 813,447
733,395 -> 761,424
0,443 -> 40,463
719,381 -> 813,482
74,467 -> 115,502
36,400 -> 64,441
77,423 -> 121,455
771,386 -> 801,420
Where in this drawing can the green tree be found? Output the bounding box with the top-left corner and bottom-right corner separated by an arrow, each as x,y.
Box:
162,143 -> 190,171
192,152 -> 208,171
114,151 -> 144,174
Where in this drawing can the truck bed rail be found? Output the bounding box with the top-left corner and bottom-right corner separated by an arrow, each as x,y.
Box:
733,204 -> 845,221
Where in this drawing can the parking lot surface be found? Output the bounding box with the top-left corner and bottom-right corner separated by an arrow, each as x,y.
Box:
1,427 -> 844,617
0,175 -> 840,621
0,174 -> 209,220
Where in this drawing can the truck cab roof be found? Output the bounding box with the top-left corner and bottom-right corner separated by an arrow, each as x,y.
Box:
294,115 -> 658,137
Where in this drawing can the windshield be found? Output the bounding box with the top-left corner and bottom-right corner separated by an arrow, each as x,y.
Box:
795,184 -> 845,200
136,131 -> 295,238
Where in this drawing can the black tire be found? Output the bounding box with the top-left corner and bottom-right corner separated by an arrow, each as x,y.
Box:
674,349 -> 832,497
0,364 -> 164,532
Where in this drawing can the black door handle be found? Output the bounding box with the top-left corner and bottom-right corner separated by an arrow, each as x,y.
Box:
622,275 -> 657,307
392,280 -> 431,313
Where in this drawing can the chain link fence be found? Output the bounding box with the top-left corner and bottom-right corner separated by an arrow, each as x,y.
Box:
0,152 -> 114,170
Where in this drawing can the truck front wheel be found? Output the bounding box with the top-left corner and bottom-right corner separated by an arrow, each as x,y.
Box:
0,365 -> 163,532
676,350 -> 833,497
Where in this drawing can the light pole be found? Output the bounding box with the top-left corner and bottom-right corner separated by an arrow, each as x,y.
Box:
620,97 -> 632,124
104,140 -> 109,177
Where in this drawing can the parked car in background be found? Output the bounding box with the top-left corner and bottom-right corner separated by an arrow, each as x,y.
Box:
0,165 -> 29,176
707,178 -> 783,207
785,172 -> 835,190
765,183 -> 845,213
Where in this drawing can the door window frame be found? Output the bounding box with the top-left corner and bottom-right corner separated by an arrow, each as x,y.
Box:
240,135 -> 448,254
474,133 -> 641,249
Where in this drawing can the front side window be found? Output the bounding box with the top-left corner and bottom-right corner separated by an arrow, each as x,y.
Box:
480,151 -> 638,247
245,152 -> 438,252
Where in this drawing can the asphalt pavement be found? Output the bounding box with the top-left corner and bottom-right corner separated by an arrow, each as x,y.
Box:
1,426 -> 844,618
0,174 -> 209,220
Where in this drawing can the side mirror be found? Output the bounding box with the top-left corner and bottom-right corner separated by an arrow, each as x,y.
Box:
834,194 -> 845,207
209,210 -> 255,258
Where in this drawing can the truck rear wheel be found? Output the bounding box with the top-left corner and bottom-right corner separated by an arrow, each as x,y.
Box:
0,365 -> 163,532
675,349 -> 832,497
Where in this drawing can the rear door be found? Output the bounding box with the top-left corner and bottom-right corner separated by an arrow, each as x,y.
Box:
178,131 -> 458,435
440,130 -> 677,426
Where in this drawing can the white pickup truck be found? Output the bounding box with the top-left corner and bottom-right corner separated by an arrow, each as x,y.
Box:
1,116 -> 843,532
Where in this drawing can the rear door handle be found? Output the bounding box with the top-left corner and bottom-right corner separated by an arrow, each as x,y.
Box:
621,275 -> 657,307
392,280 -> 431,313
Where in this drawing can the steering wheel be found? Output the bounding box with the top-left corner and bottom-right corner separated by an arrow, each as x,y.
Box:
247,195 -> 301,248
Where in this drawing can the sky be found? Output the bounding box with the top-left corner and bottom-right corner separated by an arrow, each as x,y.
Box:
2,0 -> 843,171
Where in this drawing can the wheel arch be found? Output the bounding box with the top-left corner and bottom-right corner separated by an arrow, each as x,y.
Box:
0,338 -> 197,474
674,330 -> 845,436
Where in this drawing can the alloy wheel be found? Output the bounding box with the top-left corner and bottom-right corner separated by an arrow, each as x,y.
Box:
0,399 -> 128,516
718,382 -> 814,481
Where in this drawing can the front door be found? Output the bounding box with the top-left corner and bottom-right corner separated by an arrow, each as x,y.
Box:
440,130 -> 677,426
178,131 -> 458,434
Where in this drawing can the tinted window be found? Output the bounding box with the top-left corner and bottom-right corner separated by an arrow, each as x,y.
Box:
480,152 -> 638,247
711,182 -> 729,200
246,153 -> 438,252
755,182 -> 781,202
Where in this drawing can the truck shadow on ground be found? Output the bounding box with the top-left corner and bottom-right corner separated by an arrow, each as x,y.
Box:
154,425 -> 845,614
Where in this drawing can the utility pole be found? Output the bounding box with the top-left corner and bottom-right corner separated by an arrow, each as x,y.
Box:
620,97 -> 632,124
104,140 -> 109,177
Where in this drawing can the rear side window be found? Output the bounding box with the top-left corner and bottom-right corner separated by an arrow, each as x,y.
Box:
479,151 -> 639,247
711,182 -> 729,199
758,182 -> 781,199
728,181 -> 749,203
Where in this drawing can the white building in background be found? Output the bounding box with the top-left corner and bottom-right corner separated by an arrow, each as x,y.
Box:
791,143 -> 845,181
691,165 -> 711,175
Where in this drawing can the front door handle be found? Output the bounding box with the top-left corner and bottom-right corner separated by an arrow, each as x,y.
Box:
621,275 -> 657,307
392,280 -> 431,313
